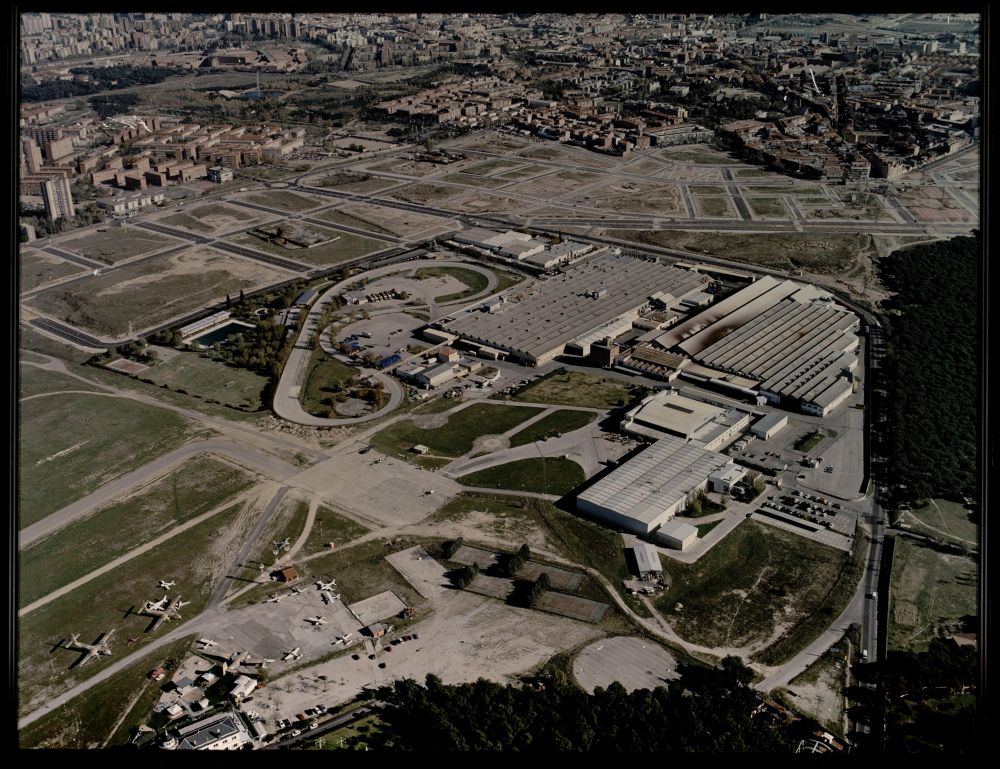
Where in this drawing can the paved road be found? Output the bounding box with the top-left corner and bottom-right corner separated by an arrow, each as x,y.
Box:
19,439 -> 300,549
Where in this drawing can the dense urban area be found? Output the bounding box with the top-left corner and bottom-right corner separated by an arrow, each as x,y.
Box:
17,11 -> 980,754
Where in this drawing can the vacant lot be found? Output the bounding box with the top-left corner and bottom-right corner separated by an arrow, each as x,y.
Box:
495,164 -> 548,181
448,193 -> 528,215
507,170 -> 603,199
20,249 -> 86,291
440,172 -> 508,189
243,189 -> 323,212
19,457 -> 257,606
59,229 -> 176,265
695,196 -> 736,218
907,498 -> 978,545
372,403 -> 542,460
142,352 -> 269,410
332,202 -> 452,239
301,504 -> 370,556
566,179 -> 683,216
19,364 -> 103,399
458,457 -> 586,496
888,538 -> 977,653
234,227 -> 385,267
508,409 -> 597,448
312,171 -> 398,194
513,369 -> 648,410
18,635 -> 196,748
19,393 -> 197,528
159,202 -> 261,235
747,197 -> 789,218
462,159 -> 525,176
315,207 -> 396,236
413,266 -> 489,303
654,520 -> 849,649
28,246 -> 291,336
385,182 -> 464,205
659,146 -> 740,164
605,230 -> 873,276
18,499 -> 250,715
898,186 -> 975,223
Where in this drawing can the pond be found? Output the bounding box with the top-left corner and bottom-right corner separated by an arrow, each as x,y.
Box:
189,320 -> 256,347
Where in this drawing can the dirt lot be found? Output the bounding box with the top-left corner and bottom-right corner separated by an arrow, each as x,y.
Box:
57,229 -> 178,265
565,179 -> 684,216
158,202 -> 269,236
308,171 -> 400,194
447,193 -> 531,215
506,170 -> 603,199
19,249 -> 86,292
26,246 -> 292,336
239,189 -> 325,213
898,186 -> 976,223
326,202 -> 454,239
383,182 -> 466,205
573,636 -> 680,693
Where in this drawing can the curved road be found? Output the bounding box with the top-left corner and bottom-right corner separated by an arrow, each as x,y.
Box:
272,259 -> 498,427
19,439 -> 300,549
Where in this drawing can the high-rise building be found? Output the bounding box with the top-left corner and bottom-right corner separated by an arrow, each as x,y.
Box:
21,138 -> 43,174
41,177 -> 74,221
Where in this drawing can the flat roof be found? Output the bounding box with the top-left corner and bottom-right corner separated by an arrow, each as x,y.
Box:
442,253 -> 706,361
626,391 -> 725,437
753,410 -> 789,433
631,543 -> 662,573
659,519 -> 698,540
577,434 -> 733,526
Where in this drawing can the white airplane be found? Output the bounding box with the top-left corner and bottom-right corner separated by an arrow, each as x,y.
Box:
159,580 -> 175,590
316,580 -> 336,591
145,596 -> 170,612
175,599 -> 190,609
371,457 -> 384,465
66,629 -> 115,667
290,586 -> 303,594
197,638 -> 217,648
265,595 -> 283,604
305,616 -> 327,626
423,489 -> 436,496
283,647 -> 302,661
273,538 -> 291,552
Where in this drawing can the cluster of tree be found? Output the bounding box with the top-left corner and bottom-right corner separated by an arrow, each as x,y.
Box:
499,544 -> 531,577
450,562 -> 479,589
364,657 -> 795,751
211,320 -> 291,377
685,488 -> 725,516
22,67 -> 178,103
441,538 -> 463,559
89,93 -> 141,119
92,339 -> 155,365
875,236 -> 978,506
527,572 -> 550,608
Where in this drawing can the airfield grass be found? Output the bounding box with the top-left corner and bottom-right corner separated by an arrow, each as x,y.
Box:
247,495 -> 313,571
19,364 -> 104,398
316,207 -> 396,236
59,229 -> 176,265
18,500 -> 248,716
605,229 -> 871,275
748,197 -> 790,218
19,393 -> 199,528
300,349 -> 364,417
513,369 -> 649,411
653,520 -> 850,651
245,189 -> 321,212
233,227 -> 384,267
413,265 -> 489,303
906,498 -> 978,545
20,249 -> 86,291
458,457 -> 586,496
508,409 -> 597,447
696,196 -> 734,217
302,504 -> 371,556
141,351 -> 270,410
18,635 -> 196,748
430,492 -> 650,618
888,538 -> 977,653
19,457 -> 257,606
372,403 -> 542,460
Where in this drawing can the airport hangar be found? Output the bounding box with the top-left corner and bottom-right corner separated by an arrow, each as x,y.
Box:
645,275 -> 861,417
432,252 -> 709,366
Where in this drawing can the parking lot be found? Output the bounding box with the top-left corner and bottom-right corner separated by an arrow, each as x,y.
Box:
385,546 -> 450,598
572,636 -> 680,693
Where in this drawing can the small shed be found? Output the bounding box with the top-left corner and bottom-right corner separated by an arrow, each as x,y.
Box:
276,566 -> 299,582
411,444 -> 429,455
366,622 -> 387,638
656,519 -> 698,551
629,543 -> 663,579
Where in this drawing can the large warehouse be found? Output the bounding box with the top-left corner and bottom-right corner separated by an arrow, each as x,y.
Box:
438,253 -> 708,365
649,276 -> 860,416
576,434 -> 736,536
620,389 -> 752,450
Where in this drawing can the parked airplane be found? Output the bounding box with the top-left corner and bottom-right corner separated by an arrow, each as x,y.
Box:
305,616 -> 327,626
145,596 -> 170,612
197,638 -> 218,648
136,596 -> 188,632
273,537 -> 291,553
283,647 -> 302,661
316,580 -> 336,591
265,595 -> 282,604
66,629 -> 115,667
158,580 -> 175,590
290,586 -> 303,594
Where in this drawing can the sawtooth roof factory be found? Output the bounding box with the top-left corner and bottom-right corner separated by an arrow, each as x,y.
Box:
646,275 -> 861,417
433,252 -> 708,366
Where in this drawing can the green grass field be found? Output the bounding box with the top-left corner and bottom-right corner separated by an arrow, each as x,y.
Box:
696,196 -> 734,217
142,352 -> 269,410
20,457 -> 257,606
696,520 -> 722,538
795,430 -> 825,452
413,266 -> 490,303
19,325 -> 95,365
19,364 -> 103,398
234,226 -> 385,267
371,403 -> 542,460
18,500 -> 247,716
59,230 -> 176,265
18,635 -> 196,748
748,198 -> 789,218
300,350 -> 366,417
907,498 -> 978,545
302,504 -> 370,556
653,520 -> 850,649
20,249 -> 86,291
316,208 -> 396,236
508,409 -> 597,447
19,394 -> 199,528
494,270 -> 525,293
458,457 -> 586,496
245,190 -> 321,212
307,712 -> 383,750
689,185 -> 727,195
888,538 -> 977,652
513,370 -> 648,410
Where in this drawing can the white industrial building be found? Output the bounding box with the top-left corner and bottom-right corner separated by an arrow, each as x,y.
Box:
576,434 -> 736,536
751,411 -> 789,440
621,389 -> 752,450
169,710 -> 253,750
656,519 -> 698,550
439,253 -> 708,365
453,227 -> 592,269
